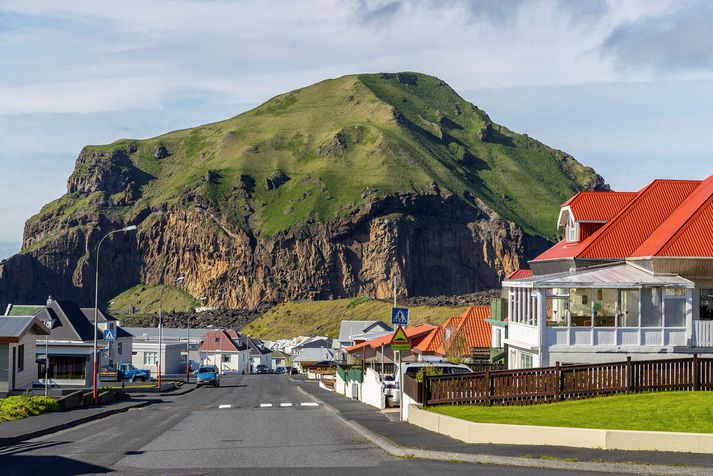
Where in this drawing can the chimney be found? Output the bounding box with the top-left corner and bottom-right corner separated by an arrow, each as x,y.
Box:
46,295 -> 54,306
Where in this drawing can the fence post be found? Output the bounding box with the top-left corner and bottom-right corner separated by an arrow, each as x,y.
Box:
693,353 -> 700,391
555,361 -> 562,401
626,356 -> 633,393
421,375 -> 429,405
485,370 -> 491,406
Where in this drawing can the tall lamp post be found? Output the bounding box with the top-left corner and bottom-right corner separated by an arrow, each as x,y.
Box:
186,296 -> 207,383
93,225 -> 137,405
158,275 -> 184,390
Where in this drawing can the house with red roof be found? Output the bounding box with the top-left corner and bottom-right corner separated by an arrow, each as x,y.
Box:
198,329 -> 250,374
503,174 -> 713,369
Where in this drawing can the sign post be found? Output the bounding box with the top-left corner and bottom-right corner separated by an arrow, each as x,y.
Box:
389,325 -> 410,421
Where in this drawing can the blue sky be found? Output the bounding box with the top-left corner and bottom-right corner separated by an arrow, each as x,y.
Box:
1,0 -> 712,257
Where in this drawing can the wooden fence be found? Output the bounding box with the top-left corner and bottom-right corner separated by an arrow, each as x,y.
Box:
424,354 -> 713,406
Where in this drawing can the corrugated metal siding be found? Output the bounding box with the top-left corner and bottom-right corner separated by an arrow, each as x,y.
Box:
580,180 -> 701,258
661,196 -> 713,257
458,306 -> 492,348
579,222 -> 603,241
568,192 -> 638,221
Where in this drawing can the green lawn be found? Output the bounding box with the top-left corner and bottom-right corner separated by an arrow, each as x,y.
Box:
428,392 -> 713,433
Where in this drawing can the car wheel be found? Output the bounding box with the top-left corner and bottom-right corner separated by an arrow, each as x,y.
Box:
135,377 -> 145,382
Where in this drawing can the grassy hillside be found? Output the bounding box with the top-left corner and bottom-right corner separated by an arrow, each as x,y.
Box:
107,284 -> 199,315
241,297 -> 467,340
26,72 -> 604,242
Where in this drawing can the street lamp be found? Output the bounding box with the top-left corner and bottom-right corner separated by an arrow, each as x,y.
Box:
158,275 -> 184,390
93,225 -> 137,404
186,296 -> 207,383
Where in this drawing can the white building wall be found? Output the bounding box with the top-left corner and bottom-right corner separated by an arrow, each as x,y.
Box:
360,368 -> 385,409
10,333 -> 39,391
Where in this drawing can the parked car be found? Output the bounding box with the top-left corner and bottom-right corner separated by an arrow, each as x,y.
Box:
196,365 -> 221,387
290,367 -> 299,375
100,363 -> 151,382
390,362 -> 471,405
255,364 -> 268,374
382,374 -> 397,407
274,366 -> 287,374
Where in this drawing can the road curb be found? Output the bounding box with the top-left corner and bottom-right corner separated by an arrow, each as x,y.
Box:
295,384 -> 713,476
0,399 -> 156,446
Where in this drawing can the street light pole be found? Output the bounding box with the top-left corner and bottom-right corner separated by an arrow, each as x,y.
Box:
93,225 -> 137,405
158,275 -> 184,390
186,296 -> 206,383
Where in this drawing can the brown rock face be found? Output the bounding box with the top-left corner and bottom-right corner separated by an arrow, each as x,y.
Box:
0,186 -> 548,310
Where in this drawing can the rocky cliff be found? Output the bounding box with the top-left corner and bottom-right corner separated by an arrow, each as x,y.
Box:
0,72 -> 607,310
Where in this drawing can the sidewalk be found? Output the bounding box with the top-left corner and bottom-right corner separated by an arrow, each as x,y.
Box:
294,379 -> 713,473
0,398 -> 153,445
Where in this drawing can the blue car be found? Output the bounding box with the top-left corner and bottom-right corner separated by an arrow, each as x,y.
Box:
196,365 -> 221,387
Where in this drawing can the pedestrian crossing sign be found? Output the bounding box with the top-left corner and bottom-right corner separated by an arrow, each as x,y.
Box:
391,307 -> 409,326
103,329 -> 116,341
390,325 -> 410,350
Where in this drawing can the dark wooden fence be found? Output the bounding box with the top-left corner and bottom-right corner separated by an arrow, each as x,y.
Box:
423,354 -> 713,406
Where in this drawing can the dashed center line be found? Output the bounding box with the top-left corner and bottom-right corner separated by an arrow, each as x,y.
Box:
260,403 -> 273,408
300,402 -> 319,407
218,404 -> 231,409
280,403 -> 292,407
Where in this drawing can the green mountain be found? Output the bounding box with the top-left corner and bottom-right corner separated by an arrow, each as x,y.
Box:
3,72 -> 606,310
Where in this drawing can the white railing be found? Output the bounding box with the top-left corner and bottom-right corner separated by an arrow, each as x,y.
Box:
695,321 -> 713,347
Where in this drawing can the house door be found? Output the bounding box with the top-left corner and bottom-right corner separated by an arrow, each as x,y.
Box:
11,347 -> 16,391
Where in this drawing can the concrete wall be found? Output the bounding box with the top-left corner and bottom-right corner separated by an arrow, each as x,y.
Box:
132,342 -> 183,375
360,367 -> 384,409
10,333 -> 39,391
408,405 -> 713,454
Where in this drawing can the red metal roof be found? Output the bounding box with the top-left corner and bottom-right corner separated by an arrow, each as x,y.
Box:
455,306 -> 492,349
345,324 -> 435,353
412,327 -> 445,354
563,192 -> 638,222
633,175 -> 713,257
506,269 -> 533,280
199,329 -> 241,352
534,178 -> 706,261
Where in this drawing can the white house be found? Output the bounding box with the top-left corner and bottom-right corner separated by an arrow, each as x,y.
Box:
198,329 -> 250,374
503,175 -> 713,369
0,316 -> 50,395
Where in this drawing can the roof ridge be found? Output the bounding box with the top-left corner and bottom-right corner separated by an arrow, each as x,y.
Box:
657,193 -> 713,255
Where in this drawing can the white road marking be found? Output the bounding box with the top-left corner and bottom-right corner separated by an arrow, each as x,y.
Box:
300,402 -> 318,407
280,403 -> 292,407
218,404 -> 231,409
259,403 -> 272,408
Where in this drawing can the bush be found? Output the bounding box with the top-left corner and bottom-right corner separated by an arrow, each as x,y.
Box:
415,367 -> 443,383
0,395 -> 60,422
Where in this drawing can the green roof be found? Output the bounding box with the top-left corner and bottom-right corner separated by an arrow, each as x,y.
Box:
6,305 -> 43,316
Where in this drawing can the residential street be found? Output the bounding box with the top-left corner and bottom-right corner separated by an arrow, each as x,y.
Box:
0,375 -> 610,475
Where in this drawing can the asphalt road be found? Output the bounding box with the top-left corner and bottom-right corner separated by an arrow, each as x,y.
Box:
0,375 -> 613,475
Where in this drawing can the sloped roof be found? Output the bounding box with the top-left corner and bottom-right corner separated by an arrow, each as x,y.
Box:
338,320 -> 391,341
454,306 -> 492,349
0,316 -> 50,342
199,329 -> 243,352
535,178 -> 703,261
5,305 -> 43,317
506,269 -> 533,280
345,324 -> 436,353
632,175 -> 713,257
413,326 -> 445,354
442,315 -> 462,329
80,308 -> 132,338
562,192 -> 638,223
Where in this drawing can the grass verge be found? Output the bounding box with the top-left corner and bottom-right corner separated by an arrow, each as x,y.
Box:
428,391 -> 713,433
0,395 -> 59,423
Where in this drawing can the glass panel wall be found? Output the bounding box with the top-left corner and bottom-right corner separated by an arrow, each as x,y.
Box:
546,288 -> 568,327
701,289 -> 713,321
48,356 -> 86,380
641,288 -> 662,327
593,288 -> 617,327
618,289 -> 639,327
664,288 -> 686,327
569,288 -> 591,327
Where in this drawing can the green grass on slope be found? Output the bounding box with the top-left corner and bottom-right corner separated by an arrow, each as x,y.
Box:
242,297 -> 466,340
429,392 -> 713,433
28,72 -> 602,242
108,284 -> 199,315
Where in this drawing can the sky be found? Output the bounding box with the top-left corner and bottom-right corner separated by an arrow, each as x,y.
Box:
1,0 -> 712,257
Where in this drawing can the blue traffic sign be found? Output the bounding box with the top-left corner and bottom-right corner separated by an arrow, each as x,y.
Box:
391,307 -> 409,326
103,329 -> 116,341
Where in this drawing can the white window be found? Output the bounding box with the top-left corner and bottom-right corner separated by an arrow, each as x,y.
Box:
664,288 -> 687,327
143,352 -> 158,366
518,352 -> 533,369
567,222 -> 578,242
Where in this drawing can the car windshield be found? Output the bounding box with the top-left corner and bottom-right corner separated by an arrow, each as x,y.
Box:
198,367 -> 216,373
124,364 -> 135,370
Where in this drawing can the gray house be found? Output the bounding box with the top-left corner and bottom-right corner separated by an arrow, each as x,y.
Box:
0,316 -> 50,395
